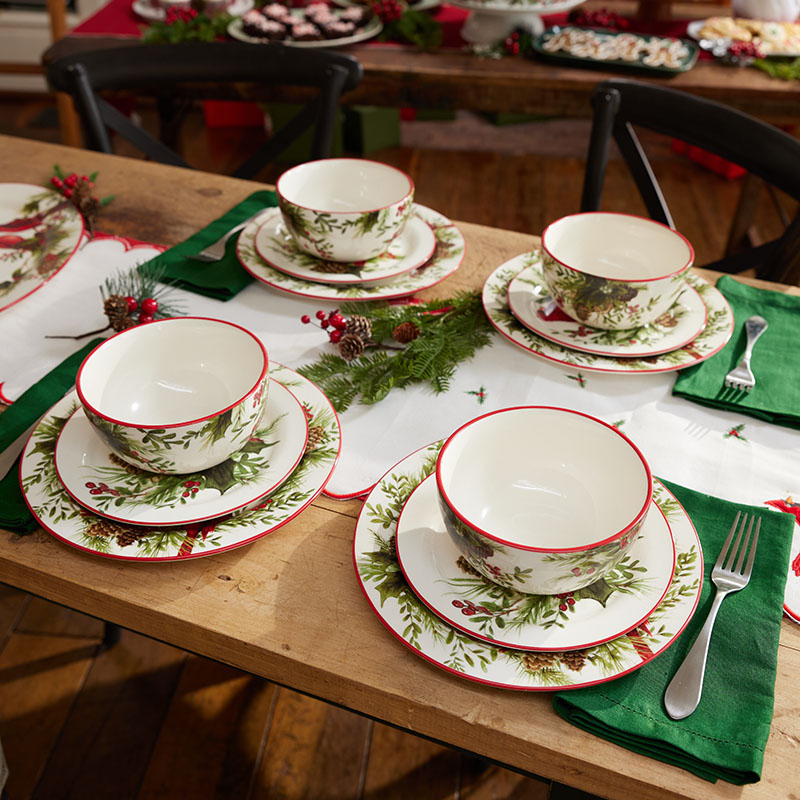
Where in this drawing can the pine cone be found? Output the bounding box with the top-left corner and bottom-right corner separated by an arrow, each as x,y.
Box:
109,452 -> 147,475
522,652 -> 556,672
312,260 -> 351,275
116,526 -> 149,547
85,519 -> 123,539
104,294 -> 136,332
559,650 -> 586,672
338,332 -> 365,362
71,179 -> 100,235
654,311 -> 678,328
345,315 -> 372,341
392,321 -> 420,344
456,555 -> 483,578
305,425 -> 325,454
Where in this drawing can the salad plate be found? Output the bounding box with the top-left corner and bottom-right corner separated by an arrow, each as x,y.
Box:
254,208 -> 436,285
21,364 -> 340,561
237,204 -> 465,302
507,258 -> 708,358
395,474 -> 675,652
354,440 -> 703,691
54,378 -> 308,527
0,184 -> 84,314
483,251 -> 734,374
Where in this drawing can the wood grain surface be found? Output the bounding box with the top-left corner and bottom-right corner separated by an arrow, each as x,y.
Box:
1,135 -> 799,800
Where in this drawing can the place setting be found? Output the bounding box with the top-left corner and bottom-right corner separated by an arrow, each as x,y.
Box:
235,159 -> 466,302
17,317 -> 341,560
483,212 -> 735,374
355,408 -> 704,690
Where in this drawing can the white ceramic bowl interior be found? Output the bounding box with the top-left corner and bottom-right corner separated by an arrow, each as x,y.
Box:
542,212 -> 693,281
277,158 -> 413,213
437,407 -> 651,550
78,317 -> 267,427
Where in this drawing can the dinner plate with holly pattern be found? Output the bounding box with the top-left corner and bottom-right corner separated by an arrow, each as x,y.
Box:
254,208 -> 436,285
507,259 -> 709,358
395,474 -> 675,652
237,204 -> 465,302
0,183 -> 84,313
483,251 -> 734,374
53,378 -> 308,527
20,364 -> 340,561
354,440 -> 702,691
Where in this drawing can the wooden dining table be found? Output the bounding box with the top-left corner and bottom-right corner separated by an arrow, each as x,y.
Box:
1,133 -> 800,800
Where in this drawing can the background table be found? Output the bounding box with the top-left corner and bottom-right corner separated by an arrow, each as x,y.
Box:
1,134 -> 800,800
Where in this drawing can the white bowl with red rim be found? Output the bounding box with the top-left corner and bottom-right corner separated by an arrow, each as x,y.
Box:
540,212 -> 694,331
435,406 -> 653,595
276,158 -> 414,263
76,317 -> 269,474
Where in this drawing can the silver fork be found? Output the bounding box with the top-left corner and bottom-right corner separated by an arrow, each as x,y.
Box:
723,315 -> 768,392
188,210 -> 266,262
664,512 -> 760,720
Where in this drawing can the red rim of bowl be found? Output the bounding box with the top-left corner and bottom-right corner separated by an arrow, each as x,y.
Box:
276,158 -> 414,215
541,211 -> 695,283
435,405 -> 654,553
76,316 -> 269,430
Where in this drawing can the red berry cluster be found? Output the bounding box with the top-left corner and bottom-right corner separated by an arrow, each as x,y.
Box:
728,40 -> 764,59
165,6 -> 198,23
504,31 -> 521,55
371,0 -> 403,23
568,8 -> 629,29
50,172 -> 96,202
126,295 -> 158,325
85,481 -> 120,497
451,599 -> 489,617
301,308 -> 347,344
556,591 -> 577,612
182,479 -> 201,498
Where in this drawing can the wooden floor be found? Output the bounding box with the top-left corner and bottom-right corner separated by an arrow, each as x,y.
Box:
0,92 -> 795,800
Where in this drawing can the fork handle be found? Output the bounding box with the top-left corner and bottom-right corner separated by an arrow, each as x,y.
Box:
738,315 -> 768,370
664,589 -> 728,720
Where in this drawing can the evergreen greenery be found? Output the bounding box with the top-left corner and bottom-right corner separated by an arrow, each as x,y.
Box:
297,291 -> 493,412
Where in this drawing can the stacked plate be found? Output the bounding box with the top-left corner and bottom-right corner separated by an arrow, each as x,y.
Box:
354,440 -> 704,691
483,250 -> 735,375
20,362 -> 341,561
236,205 -> 465,302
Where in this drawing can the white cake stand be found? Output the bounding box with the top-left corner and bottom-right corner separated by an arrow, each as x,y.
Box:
449,0 -> 586,44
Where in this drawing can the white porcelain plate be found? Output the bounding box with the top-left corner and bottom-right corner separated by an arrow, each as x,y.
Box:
254,208 -> 436,285
21,363 -> 340,561
354,441 -> 703,691
228,11 -> 382,47
396,474 -> 675,652
0,183 -> 84,314
54,379 -> 308,527
507,259 -> 708,358
238,204 -> 465,302
134,0 -> 253,20
483,251 -> 734,374
333,0 -> 439,10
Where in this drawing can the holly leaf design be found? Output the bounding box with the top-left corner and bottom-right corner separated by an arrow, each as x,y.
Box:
197,409 -> 233,448
362,550 -> 408,606
576,578 -> 616,607
200,457 -> 239,495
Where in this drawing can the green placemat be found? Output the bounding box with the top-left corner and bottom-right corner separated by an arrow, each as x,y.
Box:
553,479 -> 794,785
0,340 -> 103,535
673,276 -> 800,428
140,190 -> 278,301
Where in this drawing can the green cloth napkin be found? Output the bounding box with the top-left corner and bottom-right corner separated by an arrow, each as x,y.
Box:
673,275 -> 800,428
0,340 -> 102,535
553,479 -> 794,785
140,190 -> 278,301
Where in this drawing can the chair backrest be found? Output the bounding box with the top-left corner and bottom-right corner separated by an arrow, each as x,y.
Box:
44,41 -> 363,180
580,78 -> 800,283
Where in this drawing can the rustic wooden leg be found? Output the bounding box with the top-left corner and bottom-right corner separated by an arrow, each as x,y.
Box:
46,0 -> 83,147
725,173 -> 763,256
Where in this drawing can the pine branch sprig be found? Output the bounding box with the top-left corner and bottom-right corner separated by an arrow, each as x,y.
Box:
297,291 -> 493,413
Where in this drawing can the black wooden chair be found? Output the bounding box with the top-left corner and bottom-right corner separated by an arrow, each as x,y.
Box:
580,79 -> 800,283
43,41 -> 363,179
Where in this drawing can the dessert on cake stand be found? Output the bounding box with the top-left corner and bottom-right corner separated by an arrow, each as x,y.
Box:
448,0 -> 585,43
